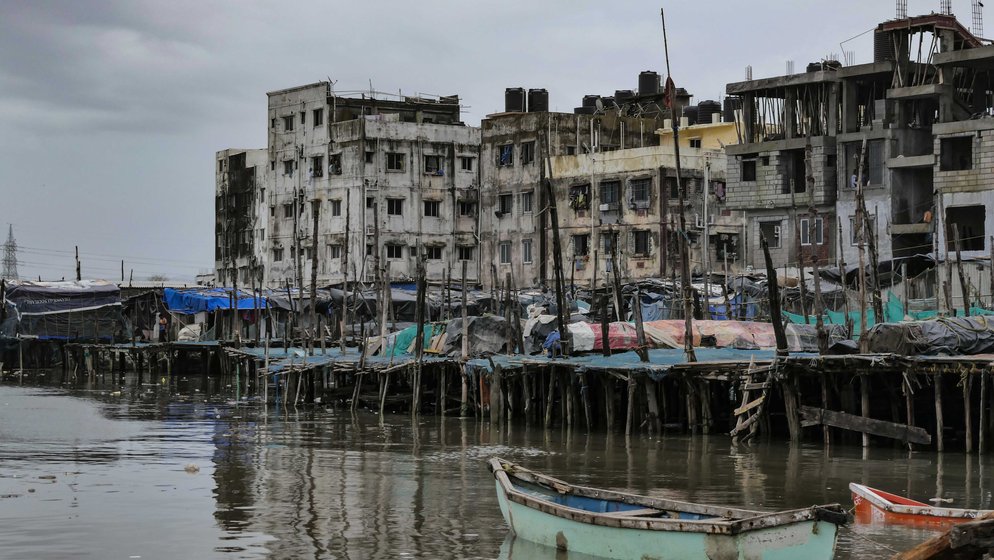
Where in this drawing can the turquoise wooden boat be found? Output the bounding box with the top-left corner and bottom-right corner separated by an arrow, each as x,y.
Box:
489,458 -> 848,560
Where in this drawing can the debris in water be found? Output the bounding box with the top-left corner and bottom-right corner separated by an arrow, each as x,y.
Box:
184,464 -> 200,474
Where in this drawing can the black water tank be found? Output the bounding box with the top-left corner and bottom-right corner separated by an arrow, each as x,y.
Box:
806,61 -> 823,73
615,90 -> 635,104
723,97 -> 742,123
601,96 -> 616,109
698,100 -> 721,124
505,87 -> 525,112
682,106 -> 699,126
639,71 -> 660,95
874,30 -> 897,63
527,88 -> 549,112
582,94 -> 601,108
574,106 -> 596,115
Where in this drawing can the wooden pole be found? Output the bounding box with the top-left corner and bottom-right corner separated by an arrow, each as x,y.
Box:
633,287 -> 649,363
954,228 -> 970,317
460,261 -> 469,417
861,374 -> 871,448
981,371 -> 988,454
412,258 -> 426,415
965,374 -> 974,454
761,235 -> 789,356
542,172 -> 573,356
935,373 -> 945,452
660,7 -> 696,363
341,189 -> 351,351
75,245 -> 81,281
837,217 -> 852,337
309,200 -> 320,356
855,138 -> 869,345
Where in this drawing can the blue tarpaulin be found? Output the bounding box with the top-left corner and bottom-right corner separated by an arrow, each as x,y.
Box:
164,288 -> 268,314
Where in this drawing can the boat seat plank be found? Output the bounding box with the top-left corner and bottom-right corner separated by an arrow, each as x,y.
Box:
601,508 -> 661,518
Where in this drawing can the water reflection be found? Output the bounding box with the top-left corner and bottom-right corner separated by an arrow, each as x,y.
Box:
4,375 -> 994,559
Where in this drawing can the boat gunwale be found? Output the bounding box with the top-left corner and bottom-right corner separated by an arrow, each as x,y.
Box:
849,482 -> 992,520
490,457 -> 846,536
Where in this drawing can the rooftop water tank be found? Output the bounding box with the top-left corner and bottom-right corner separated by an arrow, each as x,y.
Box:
639,71 -> 660,95
504,88 -> 525,112
527,89 -> 549,113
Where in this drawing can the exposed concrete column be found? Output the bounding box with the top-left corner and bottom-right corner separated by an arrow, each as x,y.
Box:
842,81 -> 858,133
826,83 -> 839,135
743,94 -> 755,143
785,88 -> 797,139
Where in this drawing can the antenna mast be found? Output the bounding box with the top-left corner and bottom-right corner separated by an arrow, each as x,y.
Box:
973,0 -> 984,37
940,0 -> 953,16
2,224 -> 19,280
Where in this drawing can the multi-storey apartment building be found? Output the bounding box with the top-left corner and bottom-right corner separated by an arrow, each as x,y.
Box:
724,11 -> 994,305
216,82 -> 481,288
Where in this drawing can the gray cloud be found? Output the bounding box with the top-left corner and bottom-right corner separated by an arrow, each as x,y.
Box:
0,0 -> 953,279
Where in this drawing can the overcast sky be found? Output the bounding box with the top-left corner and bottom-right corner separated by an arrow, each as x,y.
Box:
0,1 -> 970,282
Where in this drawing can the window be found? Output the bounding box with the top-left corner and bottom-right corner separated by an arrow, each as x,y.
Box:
330,199 -> 342,217
424,155 -> 443,174
522,239 -> 533,263
761,156 -> 770,166
283,203 -> 293,218
273,248 -> 284,261
458,246 -> 474,261
799,217 -> 824,245
634,230 -> 651,256
329,245 -> 341,259
300,111 -> 305,126
282,115 -> 294,131
521,141 -> 535,164
499,241 -> 512,264
366,244 -> 374,256
458,201 -> 476,216
565,145 -> 577,156
602,232 -> 618,254
270,206 -> 276,217
328,154 -> 342,175
312,108 -> 323,127
573,234 -> 590,257
387,152 -> 405,171
270,160 -> 275,171
424,200 -> 440,217
496,144 -> 514,166
498,193 -> 513,214
425,246 -> 442,260
270,118 -> 277,129
366,197 -> 375,209
520,191 -> 534,213
460,156 -> 474,171
741,158 -> 757,182
311,155 -> 324,178
365,151 -> 374,164
850,215 -> 878,246
843,140 -> 884,187
666,177 -> 679,199
387,245 -> 404,259
759,221 -> 782,248
689,138 -> 702,149
387,198 -> 403,216
631,178 -> 651,207
781,149 -> 805,194
600,181 -> 620,205
283,160 -> 294,175
569,185 -> 590,210
946,205 -> 986,251
941,136 -> 973,171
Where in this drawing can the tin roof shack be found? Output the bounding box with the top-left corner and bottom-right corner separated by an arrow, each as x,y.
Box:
1,281 -> 123,342
480,109 -> 660,289
260,82 -> 481,289
547,127 -> 737,287
216,149 -> 269,288
725,13 -> 994,307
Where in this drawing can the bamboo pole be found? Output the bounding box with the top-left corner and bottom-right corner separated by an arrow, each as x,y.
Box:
935,373 -> 945,452
955,228 -> 970,317
761,235 -> 789,356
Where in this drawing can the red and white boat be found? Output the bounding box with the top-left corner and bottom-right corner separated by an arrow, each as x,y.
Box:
850,483 -> 993,526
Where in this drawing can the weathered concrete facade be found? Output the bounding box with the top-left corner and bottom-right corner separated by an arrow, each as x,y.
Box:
479,111 -> 661,288
725,13 -> 994,289
216,82 -> 481,289
215,148 -> 269,287
547,139 -> 736,287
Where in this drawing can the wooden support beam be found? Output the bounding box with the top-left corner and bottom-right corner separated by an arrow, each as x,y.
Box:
935,373 -> 945,452
734,395 -> 765,417
799,406 -> 932,445
643,377 -> 661,435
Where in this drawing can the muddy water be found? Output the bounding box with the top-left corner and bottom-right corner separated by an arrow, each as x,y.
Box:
0,376 -> 990,559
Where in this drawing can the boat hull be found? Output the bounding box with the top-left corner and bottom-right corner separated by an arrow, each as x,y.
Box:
850,483 -> 992,527
496,479 -> 838,560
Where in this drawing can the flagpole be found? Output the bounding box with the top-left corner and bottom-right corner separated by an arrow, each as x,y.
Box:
661,8 -> 697,363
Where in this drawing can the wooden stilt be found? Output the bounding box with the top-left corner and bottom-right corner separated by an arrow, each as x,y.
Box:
643,377 -> 661,435
904,374 -> 916,452
783,373 -> 801,443
544,366 -> 557,428
820,373 -> 831,445
625,375 -> 636,436
935,373 -> 945,452
981,371 -> 988,454
965,373 -> 974,454
860,375 -> 870,448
